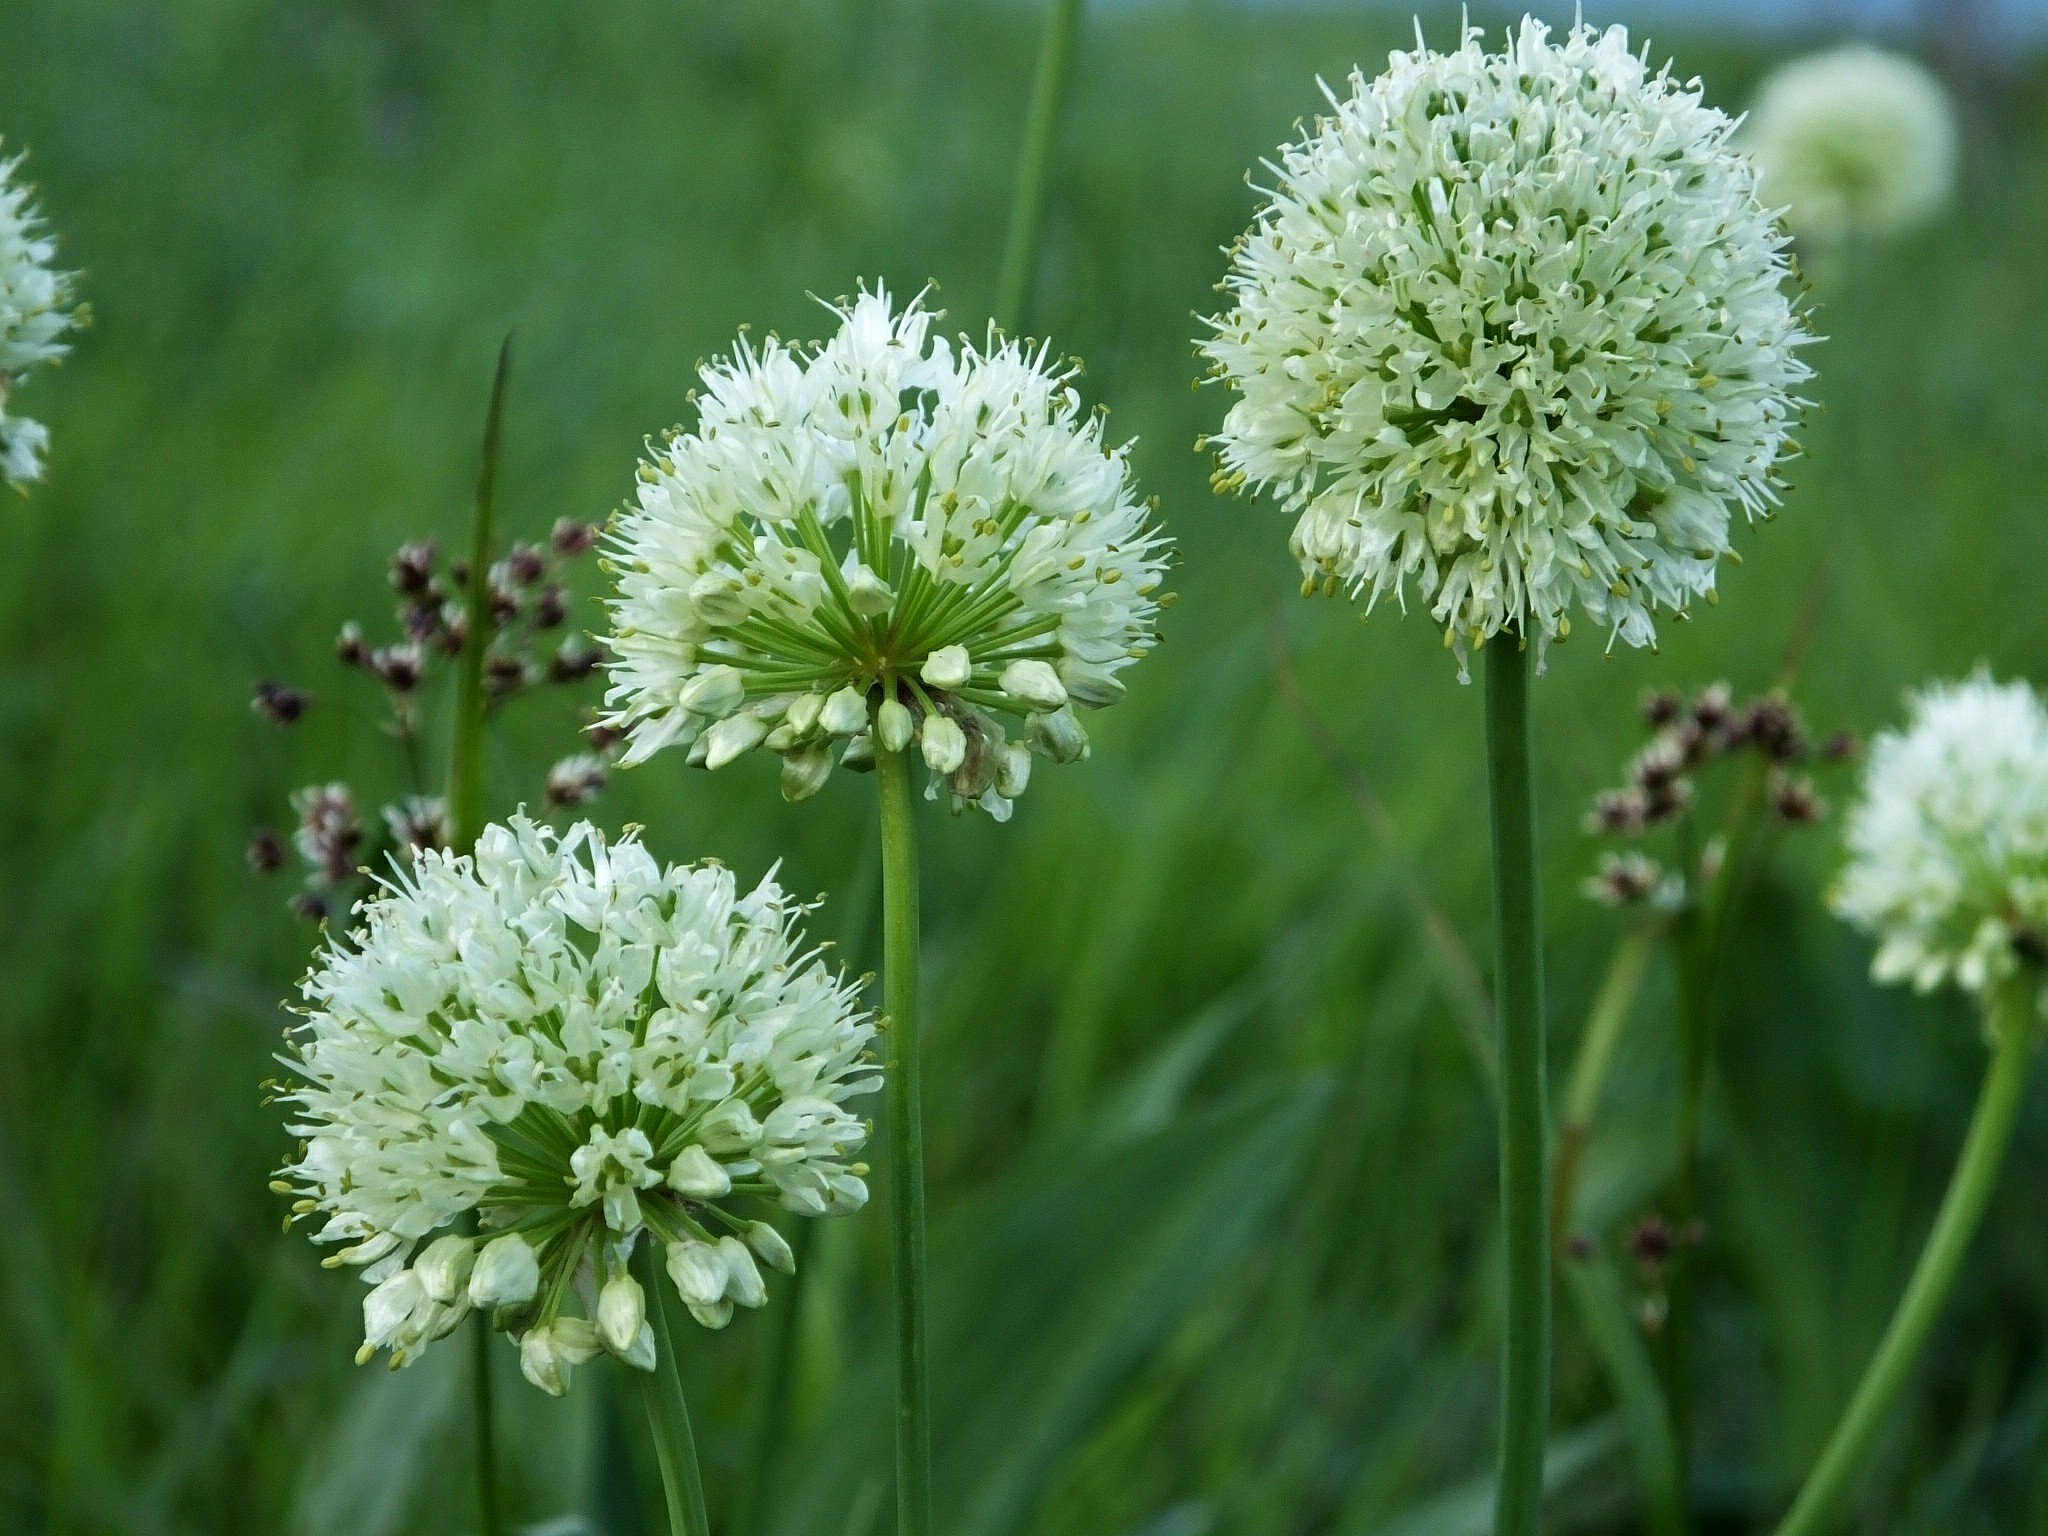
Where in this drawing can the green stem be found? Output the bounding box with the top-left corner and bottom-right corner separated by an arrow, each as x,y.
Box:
638,1247 -> 714,1536
470,1311 -> 502,1536
447,334 -> 514,854
1484,637 -> 1551,1536
1772,990 -> 2036,1536
876,739 -> 932,1536
732,1221 -> 816,1536
994,0 -> 1085,333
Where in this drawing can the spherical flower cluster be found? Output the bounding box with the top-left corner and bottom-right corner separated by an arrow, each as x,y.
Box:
1834,673 -> 2048,1018
276,817 -> 875,1394
1201,19 -> 1811,668
602,288 -> 1170,819
1745,46 -> 1958,245
0,146 -> 82,488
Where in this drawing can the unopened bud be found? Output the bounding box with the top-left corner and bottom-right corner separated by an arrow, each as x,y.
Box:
921,714 -> 967,774
920,645 -> 971,691
519,1328 -> 569,1396
819,686 -> 869,737
745,1221 -> 796,1275
996,743 -> 1032,799
1058,664 -> 1125,708
679,665 -> 746,716
704,712 -> 768,770
415,1234 -> 475,1304
876,698 -> 914,753
666,1238 -> 728,1307
780,744 -> 833,802
666,1145 -> 733,1199
1028,707 -> 1089,764
843,556 -> 895,617
718,1236 -> 768,1309
598,1273 -> 646,1354
998,659 -> 1066,711
467,1233 -> 540,1308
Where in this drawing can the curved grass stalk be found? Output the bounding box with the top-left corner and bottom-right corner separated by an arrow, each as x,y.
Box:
1772,988 -> 2036,1536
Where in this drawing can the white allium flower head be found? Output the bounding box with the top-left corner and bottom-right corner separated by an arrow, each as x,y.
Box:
1834,673 -> 2048,1019
601,287 -> 1170,819
0,145 -> 82,489
1744,45 -> 1959,244
276,817 -> 876,1392
1201,18 -> 1813,671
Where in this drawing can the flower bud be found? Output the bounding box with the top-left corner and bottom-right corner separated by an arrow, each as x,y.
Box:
362,1269 -> 428,1354
843,556 -> 896,617
920,645 -> 972,691
1059,664 -> 1126,708
820,686 -> 869,737
784,691 -> 825,736
996,743 -> 1033,799
551,1315 -> 605,1364
718,1235 -> 769,1308
840,733 -> 876,772
679,665 -> 746,716
876,698 -> 914,753
687,1297 -> 735,1330
744,1220 -> 796,1275
780,744 -> 833,803
617,1320 -> 657,1372
666,1238 -> 728,1307
599,1273 -> 647,1354
1028,707 -> 1089,765
921,715 -> 967,774
704,712 -> 768,769
519,1327 -> 570,1396
666,1145 -> 733,1199
468,1233 -> 540,1309
415,1234 -> 474,1304
998,659 -> 1066,711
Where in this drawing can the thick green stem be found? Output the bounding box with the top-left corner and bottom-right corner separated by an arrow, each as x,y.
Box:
1484,638 -> 1551,1536
876,741 -> 932,1536
1773,991 -> 2036,1536
470,1310 -> 502,1536
637,1249 -> 714,1536
994,0 -> 1084,333
447,334 -> 513,854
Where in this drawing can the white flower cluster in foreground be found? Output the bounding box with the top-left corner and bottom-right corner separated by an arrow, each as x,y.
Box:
1745,46 -> 1958,245
0,147 -> 82,488
277,818 -> 875,1394
1202,19 -> 1811,668
603,288 -> 1169,818
1835,673 -> 2048,1016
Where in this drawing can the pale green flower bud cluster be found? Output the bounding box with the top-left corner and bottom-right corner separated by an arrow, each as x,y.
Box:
0,146 -> 82,488
602,288 -> 1170,819
1834,673 -> 2048,1020
276,817 -> 875,1393
1745,46 -> 1958,246
1201,19 -> 1811,670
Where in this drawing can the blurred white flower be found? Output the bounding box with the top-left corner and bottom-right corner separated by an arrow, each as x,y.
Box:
277,816 -> 874,1391
0,145 -> 82,489
1834,673 -> 2048,1015
601,287 -> 1170,819
1745,45 -> 1958,244
1201,19 -> 1811,670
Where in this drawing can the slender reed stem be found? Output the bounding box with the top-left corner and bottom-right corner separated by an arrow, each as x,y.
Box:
1551,920 -> 1661,1250
448,335 -> 514,1536
637,1248 -> 714,1536
1773,988 -> 2037,1536
995,0 -> 1084,333
448,334 -> 513,853
876,737 -> 932,1536
1484,636 -> 1550,1536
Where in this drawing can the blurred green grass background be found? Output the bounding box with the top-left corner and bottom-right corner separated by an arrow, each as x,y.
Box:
4,1 -> 2048,1532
